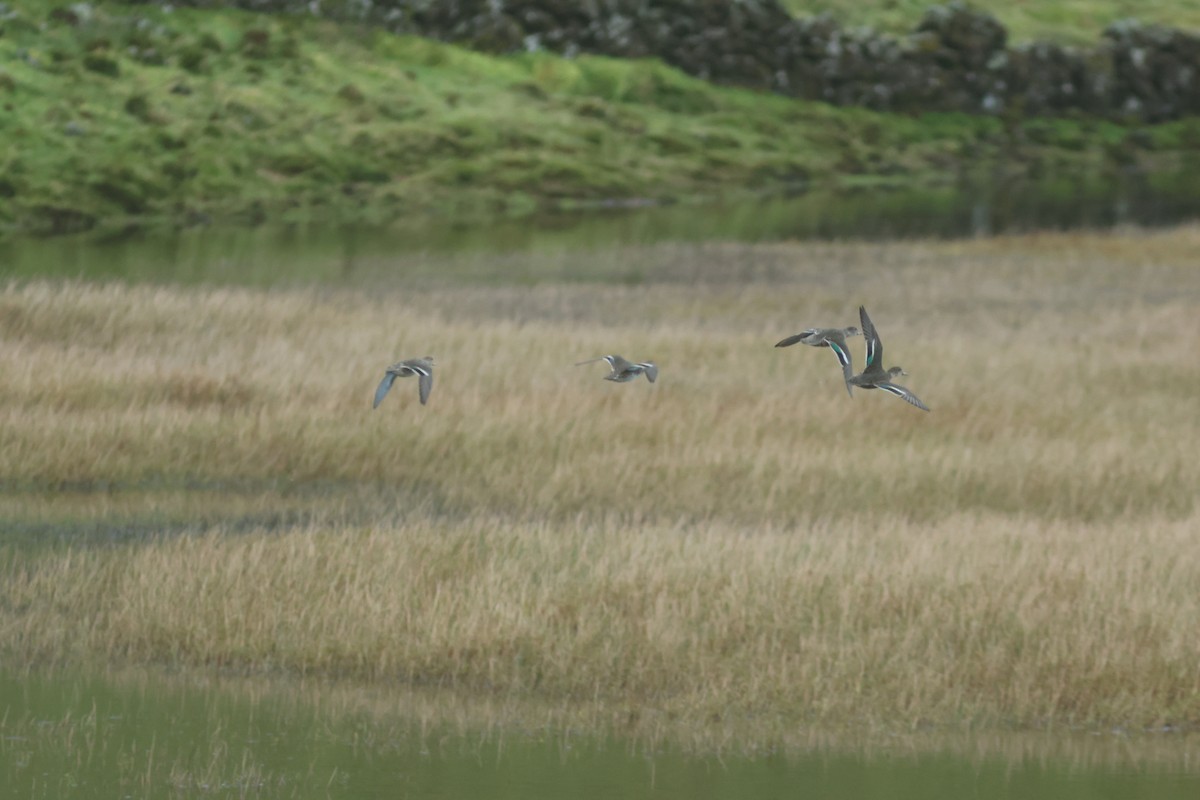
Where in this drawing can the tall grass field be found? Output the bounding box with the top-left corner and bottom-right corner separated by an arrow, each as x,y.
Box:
2,227 -> 1199,733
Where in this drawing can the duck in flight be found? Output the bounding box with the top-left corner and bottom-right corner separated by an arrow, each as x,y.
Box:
373,356 -> 435,407
846,307 -> 929,411
775,325 -> 861,397
575,355 -> 658,383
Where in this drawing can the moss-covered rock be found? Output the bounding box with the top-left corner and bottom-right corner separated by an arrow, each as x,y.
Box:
139,0 -> 1200,122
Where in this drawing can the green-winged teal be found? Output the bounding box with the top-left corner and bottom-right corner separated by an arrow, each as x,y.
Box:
373,356 -> 435,408
775,325 -> 861,397
847,307 -> 930,411
576,354 -> 658,383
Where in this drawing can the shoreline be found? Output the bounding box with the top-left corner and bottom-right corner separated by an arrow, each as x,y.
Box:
3,2 -> 1198,239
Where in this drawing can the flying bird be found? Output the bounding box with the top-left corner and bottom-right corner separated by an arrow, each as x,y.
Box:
775,325 -> 861,397
846,307 -> 929,411
373,356 -> 435,408
575,354 -> 658,383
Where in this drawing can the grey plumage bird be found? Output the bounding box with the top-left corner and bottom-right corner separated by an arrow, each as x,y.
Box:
775,325 -> 861,397
373,356 -> 435,408
576,354 -> 658,383
847,307 -> 930,412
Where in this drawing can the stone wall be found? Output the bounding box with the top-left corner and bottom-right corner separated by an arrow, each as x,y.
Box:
127,0 -> 1200,121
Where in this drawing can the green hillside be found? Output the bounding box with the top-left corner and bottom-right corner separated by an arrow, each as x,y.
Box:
0,1 -> 1194,235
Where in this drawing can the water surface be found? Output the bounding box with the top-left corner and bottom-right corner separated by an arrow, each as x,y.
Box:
5,172 -> 1200,288
2,669 -> 1198,799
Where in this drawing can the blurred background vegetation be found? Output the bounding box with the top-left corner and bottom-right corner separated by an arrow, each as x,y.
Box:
3,1 -> 1200,237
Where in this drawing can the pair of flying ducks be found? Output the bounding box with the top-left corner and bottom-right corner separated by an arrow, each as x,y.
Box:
371,354 -> 656,409
775,305 -> 929,411
373,305 -> 926,412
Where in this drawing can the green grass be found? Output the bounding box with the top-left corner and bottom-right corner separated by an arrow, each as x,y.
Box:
781,1 -> 1200,44
0,1 -> 1188,236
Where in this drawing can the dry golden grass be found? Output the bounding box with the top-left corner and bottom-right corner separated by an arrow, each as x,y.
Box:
6,513 -> 1199,729
2,225 -> 1200,731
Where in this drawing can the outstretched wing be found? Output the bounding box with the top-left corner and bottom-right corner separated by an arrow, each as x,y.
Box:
878,381 -> 930,412
639,362 -> 658,383
774,329 -> 816,348
827,338 -> 854,397
858,306 -> 883,373
373,372 -> 396,409
417,369 -> 433,406
575,355 -> 627,372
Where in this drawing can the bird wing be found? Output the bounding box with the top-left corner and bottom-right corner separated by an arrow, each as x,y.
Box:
575,355 -> 626,371
417,369 -> 433,406
827,338 -> 854,397
777,328 -> 825,347
774,330 -> 815,348
858,306 -> 884,374
877,381 -> 930,412
373,372 -> 396,409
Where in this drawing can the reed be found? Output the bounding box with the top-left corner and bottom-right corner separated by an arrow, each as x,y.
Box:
2,226 -> 1199,729
5,512 -> 1200,727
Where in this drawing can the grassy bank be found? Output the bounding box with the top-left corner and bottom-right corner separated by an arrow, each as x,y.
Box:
3,227 -> 1200,731
1,1 -> 1194,236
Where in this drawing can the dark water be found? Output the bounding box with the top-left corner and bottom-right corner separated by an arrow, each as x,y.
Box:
4,172 -> 1200,287
1,669 -> 1198,800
